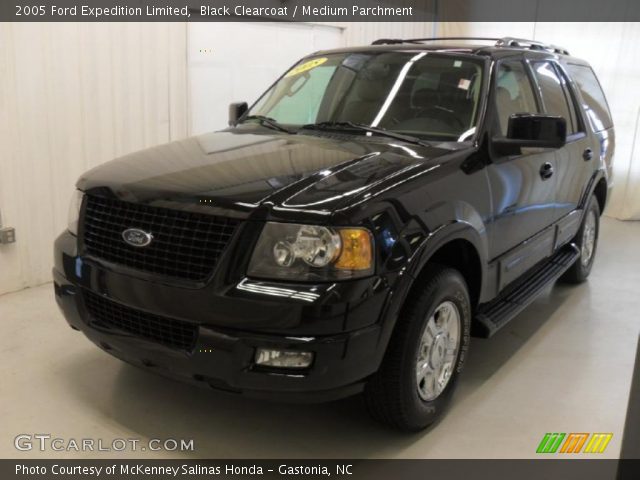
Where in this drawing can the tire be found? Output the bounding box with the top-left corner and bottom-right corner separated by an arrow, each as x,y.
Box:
364,264 -> 471,431
561,195 -> 600,284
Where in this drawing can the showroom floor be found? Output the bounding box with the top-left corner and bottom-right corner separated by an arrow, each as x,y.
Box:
1,217 -> 638,459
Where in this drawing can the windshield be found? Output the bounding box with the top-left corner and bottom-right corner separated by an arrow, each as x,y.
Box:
247,52 -> 485,142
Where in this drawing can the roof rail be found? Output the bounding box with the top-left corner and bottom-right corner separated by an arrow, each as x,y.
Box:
371,36 -> 570,55
371,37 -> 501,46
496,37 -> 570,55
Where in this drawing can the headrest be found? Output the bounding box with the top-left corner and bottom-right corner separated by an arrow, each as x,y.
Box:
359,62 -> 390,82
496,86 -> 513,104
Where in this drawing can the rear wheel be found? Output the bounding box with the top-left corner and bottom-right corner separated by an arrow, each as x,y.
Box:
561,195 -> 600,283
364,265 -> 471,431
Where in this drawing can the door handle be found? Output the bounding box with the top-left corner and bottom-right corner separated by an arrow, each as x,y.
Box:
540,162 -> 554,180
583,148 -> 594,161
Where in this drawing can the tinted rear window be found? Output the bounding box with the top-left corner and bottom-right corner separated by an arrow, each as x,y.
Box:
567,64 -> 613,132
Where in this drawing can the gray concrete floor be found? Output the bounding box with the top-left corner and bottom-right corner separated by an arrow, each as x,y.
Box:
1,217 -> 639,459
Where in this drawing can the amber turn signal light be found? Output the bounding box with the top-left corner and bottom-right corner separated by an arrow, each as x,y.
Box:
335,228 -> 373,271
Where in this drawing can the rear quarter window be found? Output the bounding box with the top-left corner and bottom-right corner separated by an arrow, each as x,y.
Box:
566,64 -> 613,132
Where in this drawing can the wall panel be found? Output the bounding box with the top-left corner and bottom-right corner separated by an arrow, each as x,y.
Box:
0,23 -> 188,295
340,21 -> 435,47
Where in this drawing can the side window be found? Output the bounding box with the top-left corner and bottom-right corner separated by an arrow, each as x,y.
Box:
566,64 -> 613,132
555,66 -> 581,134
531,61 -> 578,134
495,61 -> 539,136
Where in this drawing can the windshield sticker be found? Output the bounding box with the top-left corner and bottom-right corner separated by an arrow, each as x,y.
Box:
285,57 -> 328,77
458,78 -> 471,90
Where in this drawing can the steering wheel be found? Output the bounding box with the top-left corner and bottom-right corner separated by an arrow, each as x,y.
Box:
415,106 -> 465,130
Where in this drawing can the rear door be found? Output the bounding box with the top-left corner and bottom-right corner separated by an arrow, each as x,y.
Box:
565,62 -> 615,185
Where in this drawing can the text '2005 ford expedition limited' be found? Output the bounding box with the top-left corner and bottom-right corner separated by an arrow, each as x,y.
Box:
54,37 -> 614,430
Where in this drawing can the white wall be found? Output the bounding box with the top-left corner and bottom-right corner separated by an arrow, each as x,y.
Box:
340,21 -> 435,46
0,23 -> 188,295
188,23 -> 343,134
439,22 -> 640,220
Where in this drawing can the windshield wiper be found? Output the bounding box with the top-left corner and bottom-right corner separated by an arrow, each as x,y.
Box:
241,115 -> 294,134
301,121 -> 429,147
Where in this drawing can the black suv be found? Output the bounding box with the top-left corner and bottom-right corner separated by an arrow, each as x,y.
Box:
54,37 -> 614,431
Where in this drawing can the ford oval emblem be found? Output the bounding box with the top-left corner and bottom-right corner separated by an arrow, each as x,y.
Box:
122,228 -> 153,247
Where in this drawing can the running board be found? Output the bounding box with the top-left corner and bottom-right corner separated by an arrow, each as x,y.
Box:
473,243 -> 580,338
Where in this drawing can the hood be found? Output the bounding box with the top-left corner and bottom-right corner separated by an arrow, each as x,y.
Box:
78,127 -> 463,221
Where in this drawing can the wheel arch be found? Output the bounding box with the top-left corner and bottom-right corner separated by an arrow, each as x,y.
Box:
409,219 -> 488,303
411,236 -> 483,310
581,168 -> 609,215
593,176 -> 608,215
371,221 -> 488,372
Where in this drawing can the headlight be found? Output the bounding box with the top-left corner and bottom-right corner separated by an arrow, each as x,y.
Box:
248,222 -> 374,281
67,190 -> 84,235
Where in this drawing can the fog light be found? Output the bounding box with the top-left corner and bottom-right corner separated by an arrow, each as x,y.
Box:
255,348 -> 313,369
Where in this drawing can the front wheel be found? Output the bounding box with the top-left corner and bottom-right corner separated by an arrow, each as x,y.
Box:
561,195 -> 600,284
364,265 -> 471,431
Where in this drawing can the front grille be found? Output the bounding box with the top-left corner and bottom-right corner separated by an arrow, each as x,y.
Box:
84,291 -> 197,351
82,195 -> 239,282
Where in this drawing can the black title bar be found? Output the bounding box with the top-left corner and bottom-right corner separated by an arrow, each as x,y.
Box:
3,0 -> 640,22
4,459 -> 640,480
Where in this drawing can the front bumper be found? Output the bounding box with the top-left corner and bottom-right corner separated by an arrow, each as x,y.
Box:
53,231 -> 392,402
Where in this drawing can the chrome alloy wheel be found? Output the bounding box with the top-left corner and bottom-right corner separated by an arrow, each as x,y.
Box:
415,301 -> 461,401
581,210 -> 597,267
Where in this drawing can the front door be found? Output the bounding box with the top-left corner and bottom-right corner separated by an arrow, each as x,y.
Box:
486,58 -> 558,273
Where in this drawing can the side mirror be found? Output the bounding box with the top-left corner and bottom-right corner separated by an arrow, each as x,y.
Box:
493,113 -> 567,156
228,102 -> 248,126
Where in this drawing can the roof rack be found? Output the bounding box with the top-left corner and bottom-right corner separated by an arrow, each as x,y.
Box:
496,37 -> 570,55
371,36 -> 570,55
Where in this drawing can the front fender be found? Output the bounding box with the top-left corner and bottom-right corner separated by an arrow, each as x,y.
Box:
371,214 -> 489,371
